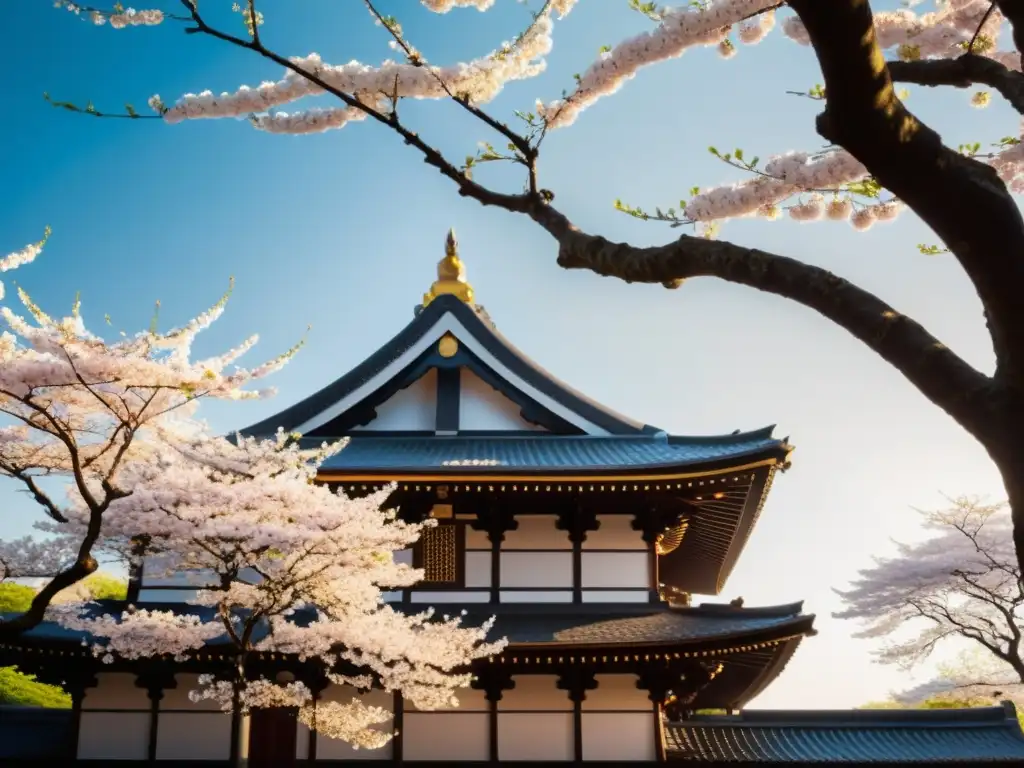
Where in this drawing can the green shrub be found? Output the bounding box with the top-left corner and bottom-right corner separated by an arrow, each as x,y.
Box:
0,573 -> 126,708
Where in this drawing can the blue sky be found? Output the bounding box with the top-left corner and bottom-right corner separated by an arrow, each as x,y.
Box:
2,1 -> 1011,708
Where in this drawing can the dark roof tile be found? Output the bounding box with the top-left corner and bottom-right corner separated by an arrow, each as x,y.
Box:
317,432 -> 784,473
664,705 -> 1024,762
2,601 -> 810,650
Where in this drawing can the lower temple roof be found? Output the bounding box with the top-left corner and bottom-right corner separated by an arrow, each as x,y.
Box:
1,600 -> 812,650
663,705 -> 1024,763
462,601 -> 811,647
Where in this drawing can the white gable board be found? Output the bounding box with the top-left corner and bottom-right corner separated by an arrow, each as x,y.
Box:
350,368 -> 437,432
292,310 -> 611,436
458,368 -> 547,432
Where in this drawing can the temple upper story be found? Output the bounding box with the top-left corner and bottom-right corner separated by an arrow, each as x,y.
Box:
226,230 -> 795,600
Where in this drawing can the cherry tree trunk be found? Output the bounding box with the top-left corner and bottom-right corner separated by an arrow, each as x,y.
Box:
986,418 -> 1024,587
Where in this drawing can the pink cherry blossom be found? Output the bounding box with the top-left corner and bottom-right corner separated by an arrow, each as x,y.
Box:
47,432 -> 503,746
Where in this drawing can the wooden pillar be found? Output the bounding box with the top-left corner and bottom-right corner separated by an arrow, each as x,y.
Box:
637,665 -> 674,762
392,692 -> 404,763
473,668 -> 514,762
472,497 -> 517,603
653,702 -> 667,761
137,668 -> 176,764
64,670 -> 97,762
632,507 -> 681,603
557,667 -> 597,762
67,688 -> 85,762
556,499 -> 598,604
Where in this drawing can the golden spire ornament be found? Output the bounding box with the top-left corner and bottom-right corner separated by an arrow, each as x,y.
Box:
423,228 -> 474,307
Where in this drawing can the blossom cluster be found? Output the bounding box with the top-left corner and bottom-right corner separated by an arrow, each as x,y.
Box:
539,0 -> 780,129
834,497 -> 1020,668
46,432 -> 503,746
420,0 -> 495,12
0,227 -> 49,301
681,150 -> 870,224
158,12 -> 556,135
0,536 -> 75,580
54,1 -> 163,28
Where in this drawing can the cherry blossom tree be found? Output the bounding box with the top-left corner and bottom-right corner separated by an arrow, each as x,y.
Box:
835,497 -> 1024,698
0,231 -> 297,636
46,429 -> 503,751
45,0 -> 1024,575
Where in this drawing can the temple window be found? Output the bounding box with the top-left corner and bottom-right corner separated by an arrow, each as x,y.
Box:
414,522 -> 460,585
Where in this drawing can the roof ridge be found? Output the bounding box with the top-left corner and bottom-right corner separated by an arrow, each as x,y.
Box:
677,704 -> 1017,727
679,600 -> 806,618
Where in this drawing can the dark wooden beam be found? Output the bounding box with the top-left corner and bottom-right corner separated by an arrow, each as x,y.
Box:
435,366 -> 460,434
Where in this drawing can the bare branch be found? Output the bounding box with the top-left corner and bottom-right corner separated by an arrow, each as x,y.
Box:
887,54 -> 1024,114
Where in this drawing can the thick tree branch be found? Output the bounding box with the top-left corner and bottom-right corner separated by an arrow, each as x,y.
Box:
995,1 -> 1024,66
887,53 -> 1024,114
789,0 -> 1024,390
535,204 -> 993,436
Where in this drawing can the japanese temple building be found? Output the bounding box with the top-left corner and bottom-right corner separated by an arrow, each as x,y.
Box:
3,230 -> 1024,765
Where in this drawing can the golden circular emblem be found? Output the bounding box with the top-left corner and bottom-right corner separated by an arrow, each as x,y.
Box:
438,334 -> 459,358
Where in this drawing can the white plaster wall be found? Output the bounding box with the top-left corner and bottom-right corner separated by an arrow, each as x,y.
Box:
77,712 -> 150,759
581,552 -> 650,589
584,515 -> 647,550
402,713 -> 490,761
403,686 -> 489,761
459,369 -> 546,432
465,526 -> 491,550
501,515 -> 569,550
314,686 -> 393,760
410,590 -> 490,603
350,369 -> 436,431
581,712 -> 656,761
501,551 -> 572,588
407,686 -> 488,712
384,548 -> 413,601
497,675 -> 569,711
498,713 -> 573,761
465,551 -> 492,588
82,673 -> 148,710
584,675 -> 651,711
156,713 -> 232,760
500,590 -> 572,603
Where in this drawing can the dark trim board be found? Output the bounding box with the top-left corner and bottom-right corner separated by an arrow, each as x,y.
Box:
241,294 -> 656,438
435,365 -> 460,433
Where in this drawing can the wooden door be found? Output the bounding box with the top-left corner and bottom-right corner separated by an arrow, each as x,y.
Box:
248,707 -> 298,768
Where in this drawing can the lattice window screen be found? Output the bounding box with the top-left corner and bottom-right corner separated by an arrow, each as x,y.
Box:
422,524 -> 457,583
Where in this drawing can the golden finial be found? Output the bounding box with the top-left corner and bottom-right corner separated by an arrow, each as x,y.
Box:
423,228 -> 474,306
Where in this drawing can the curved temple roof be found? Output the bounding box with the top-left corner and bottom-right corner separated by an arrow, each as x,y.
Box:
663,704 -> 1024,763
242,294 -> 657,438
0,600 -> 813,714
314,430 -> 787,475
0,600 -> 812,651
238,256 -> 793,595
